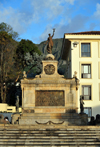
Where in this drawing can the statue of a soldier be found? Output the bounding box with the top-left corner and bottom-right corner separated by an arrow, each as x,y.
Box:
45,29 -> 55,54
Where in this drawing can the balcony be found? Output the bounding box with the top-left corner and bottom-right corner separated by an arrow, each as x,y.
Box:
82,73 -> 91,78
82,95 -> 91,100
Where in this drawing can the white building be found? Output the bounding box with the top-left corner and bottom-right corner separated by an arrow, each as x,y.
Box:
61,31 -> 100,119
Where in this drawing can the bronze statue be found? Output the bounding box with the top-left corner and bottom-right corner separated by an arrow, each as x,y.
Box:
16,95 -> 19,112
45,29 -> 55,54
80,96 -> 84,114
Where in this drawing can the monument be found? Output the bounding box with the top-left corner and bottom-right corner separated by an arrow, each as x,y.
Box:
12,30 -> 88,125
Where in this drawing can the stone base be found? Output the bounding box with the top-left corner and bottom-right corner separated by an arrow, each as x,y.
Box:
12,113 -> 88,126
11,113 -> 21,124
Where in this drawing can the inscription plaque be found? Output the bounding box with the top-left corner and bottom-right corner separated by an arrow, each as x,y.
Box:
35,90 -> 64,106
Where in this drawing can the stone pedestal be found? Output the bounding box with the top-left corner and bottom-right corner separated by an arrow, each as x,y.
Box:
14,54 -> 88,125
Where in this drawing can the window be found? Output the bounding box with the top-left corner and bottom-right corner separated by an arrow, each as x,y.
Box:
81,43 -> 91,57
81,64 -> 91,78
84,107 -> 92,117
82,85 -> 91,100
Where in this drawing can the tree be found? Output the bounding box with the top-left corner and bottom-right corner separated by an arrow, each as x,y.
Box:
0,22 -> 19,103
0,31 -> 15,102
0,22 -> 19,40
0,23 -> 42,104
15,39 -> 41,73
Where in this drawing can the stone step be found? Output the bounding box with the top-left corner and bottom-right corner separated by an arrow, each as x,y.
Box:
0,133 -> 100,136
0,130 -> 100,133
0,138 -> 99,141
0,127 -> 100,146
0,136 -> 100,140
0,140 -> 100,144
0,142 -> 100,146
20,116 -> 80,119
0,135 -> 100,139
7,130 -> 97,133
1,129 -> 100,131
0,137 -> 100,141
0,127 -> 100,130
0,132 -> 100,135
0,142 -> 100,147
0,144 -> 99,147
0,128 -> 99,130
21,113 -> 79,116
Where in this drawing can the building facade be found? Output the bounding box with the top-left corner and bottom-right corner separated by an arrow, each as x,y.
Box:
61,31 -> 100,119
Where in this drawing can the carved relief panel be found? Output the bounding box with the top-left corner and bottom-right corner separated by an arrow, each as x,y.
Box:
35,90 -> 64,106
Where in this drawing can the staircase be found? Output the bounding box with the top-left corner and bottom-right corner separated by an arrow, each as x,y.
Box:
0,125 -> 100,147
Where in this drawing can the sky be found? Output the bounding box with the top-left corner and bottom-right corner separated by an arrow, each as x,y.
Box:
0,0 -> 100,44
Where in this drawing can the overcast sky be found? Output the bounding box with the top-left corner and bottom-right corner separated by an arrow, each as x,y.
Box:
0,0 -> 100,44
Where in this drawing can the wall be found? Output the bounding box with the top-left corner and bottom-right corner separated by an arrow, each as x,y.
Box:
0,103 -> 16,113
70,39 -> 100,117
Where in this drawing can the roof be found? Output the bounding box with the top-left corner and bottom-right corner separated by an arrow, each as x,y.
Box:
65,31 -> 100,35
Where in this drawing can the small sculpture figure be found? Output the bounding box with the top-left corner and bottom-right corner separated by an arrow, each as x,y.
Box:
73,71 -> 77,78
73,71 -> 78,90
16,96 -> 19,112
80,96 -> 84,114
23,71 -> 27,78
45,28 -> 55,54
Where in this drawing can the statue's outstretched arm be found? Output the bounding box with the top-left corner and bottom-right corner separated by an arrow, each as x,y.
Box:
52,31 -> 54,37
52,29 -> 55,37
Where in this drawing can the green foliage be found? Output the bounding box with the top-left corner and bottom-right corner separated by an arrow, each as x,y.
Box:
15,39 -> 41,69
0,31 -> 18,77
0,31 -> 12,45
16,39 -> 41,55
0,22 -> 19,40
